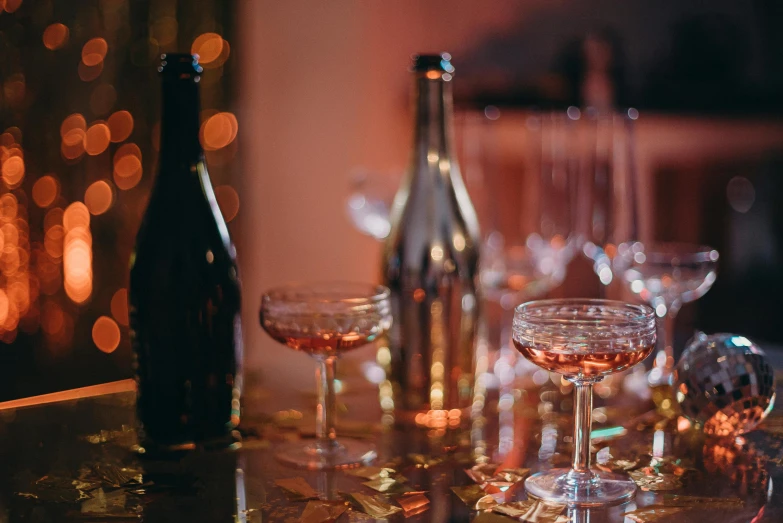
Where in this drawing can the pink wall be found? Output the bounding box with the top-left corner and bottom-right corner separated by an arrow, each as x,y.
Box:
236,1 -> 529,393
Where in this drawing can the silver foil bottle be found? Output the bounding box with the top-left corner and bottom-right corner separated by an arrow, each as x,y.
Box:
382,53 -> 481,424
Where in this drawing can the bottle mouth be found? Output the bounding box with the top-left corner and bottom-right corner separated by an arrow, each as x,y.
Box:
159,53 -> 203,77
411,53 -> 454,80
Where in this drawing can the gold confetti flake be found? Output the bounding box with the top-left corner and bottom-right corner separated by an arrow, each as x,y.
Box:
624,506 -> 687,522
298,500 -> 348,523
362,476 -> 411,494
398,492 -> 429,516
344,492 -> 402,518
345,466 -> 395,480
662,494 -> 744,508
475,494 -> 499,510
275,477 -> 319,501
628,471 -> 682,491
451,484 -> 486,507
492,499 -> 567,522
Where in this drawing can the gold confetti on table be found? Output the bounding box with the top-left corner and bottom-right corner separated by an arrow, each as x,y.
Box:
466,463 -> 499,484
451,484 -> 487,507
466,464 -> 531,487
624,506 -> 687,522
398,492 -> 429,516
628,471 -> 683,491
596,458 -> 639,473
492,499 -> 567,522
475,493 -> 499,510
298,500 -> 348,523
345,466 -> 396,480
344,492 -> 402,518
275,477 -> 319,501
362,476 -> 412,494
662,494 -> 744,508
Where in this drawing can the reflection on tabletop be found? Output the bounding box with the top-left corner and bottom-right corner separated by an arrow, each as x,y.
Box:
0,362 -> 780,522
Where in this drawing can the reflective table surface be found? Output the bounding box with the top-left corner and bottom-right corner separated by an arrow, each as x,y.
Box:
0,371 -> 780,523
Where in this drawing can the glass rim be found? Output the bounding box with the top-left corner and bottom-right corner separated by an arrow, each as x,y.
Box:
261,281 -> 390,306
514,298 -> 655,327
624,242 -> 719,264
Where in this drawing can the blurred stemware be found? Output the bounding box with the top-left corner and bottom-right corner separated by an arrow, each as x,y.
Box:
578,109 -> 642,290
259,282 -> 392,469
617,242 -> 719,411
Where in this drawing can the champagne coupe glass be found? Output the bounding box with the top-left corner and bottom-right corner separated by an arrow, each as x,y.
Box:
617,243 -> 719,402
260,282 -> 392,469
512,299 -> 656,505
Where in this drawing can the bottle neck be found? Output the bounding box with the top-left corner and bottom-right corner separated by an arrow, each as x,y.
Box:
159,77 -> 202,168
411,75 -> 454,182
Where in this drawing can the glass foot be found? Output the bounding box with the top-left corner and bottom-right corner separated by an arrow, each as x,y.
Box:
275,439 -> 376,470
525,469 -> 637,506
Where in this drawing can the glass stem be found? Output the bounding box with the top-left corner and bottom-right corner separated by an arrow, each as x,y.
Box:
316,356 -> 338,452
655,311 -> 677,372
568,381 -> 595,486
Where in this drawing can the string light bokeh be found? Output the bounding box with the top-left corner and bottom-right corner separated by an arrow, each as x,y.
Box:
0,0 -> 238,396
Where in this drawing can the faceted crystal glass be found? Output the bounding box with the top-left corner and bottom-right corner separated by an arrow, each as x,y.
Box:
512,299 -> 656,505
260,282 -> 392,469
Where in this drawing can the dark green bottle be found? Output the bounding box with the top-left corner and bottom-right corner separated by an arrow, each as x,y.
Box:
129,54 -> 242,452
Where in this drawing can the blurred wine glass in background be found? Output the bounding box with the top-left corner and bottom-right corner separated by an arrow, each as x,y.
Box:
616,242 -> 719,416
345,168 -> 399,241
578,109 -> 641,290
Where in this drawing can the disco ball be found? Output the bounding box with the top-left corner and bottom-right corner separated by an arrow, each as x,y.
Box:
675,332 -> 776,437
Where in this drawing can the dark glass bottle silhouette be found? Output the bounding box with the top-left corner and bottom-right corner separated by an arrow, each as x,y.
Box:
129,54 -> 242,452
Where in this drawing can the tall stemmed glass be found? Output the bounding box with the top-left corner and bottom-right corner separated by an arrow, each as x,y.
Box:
512,299 -> 656,505
260,282 -> 392,469
579,110 -> 641,289
617,243 -> 719,404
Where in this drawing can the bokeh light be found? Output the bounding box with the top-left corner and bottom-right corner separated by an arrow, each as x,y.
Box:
0,5 -> 237,359
107,110 -> 133,142
192,33 -> 223,64
84,180 -> 113,215
63,202 -> 92,304
2,156 -> 25,188
110,288 -> 128,326
81,38 -> 108,67
3,74 -> 25,107
113,143 -> 142,190
64,236 -> 92,304
200,112 -> 238,151
84,122 -> 111,156
5,126 -> 21,143
152,16 -> 178,47
61,113 -> 86,138
3,0 -> 22,14
32,175 -> 59,208
78,60 -> 104,82
44,207 -> 63,231
0,194 -> 17,222
61,114 -> 87,162
43,23 -> 69,50
44,225 -> 64,258
0,290 -> 8,325
63,202 -> 90,230
214,185 -> 239,223
41,299 -> 64,335
92,316 -> 120,353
